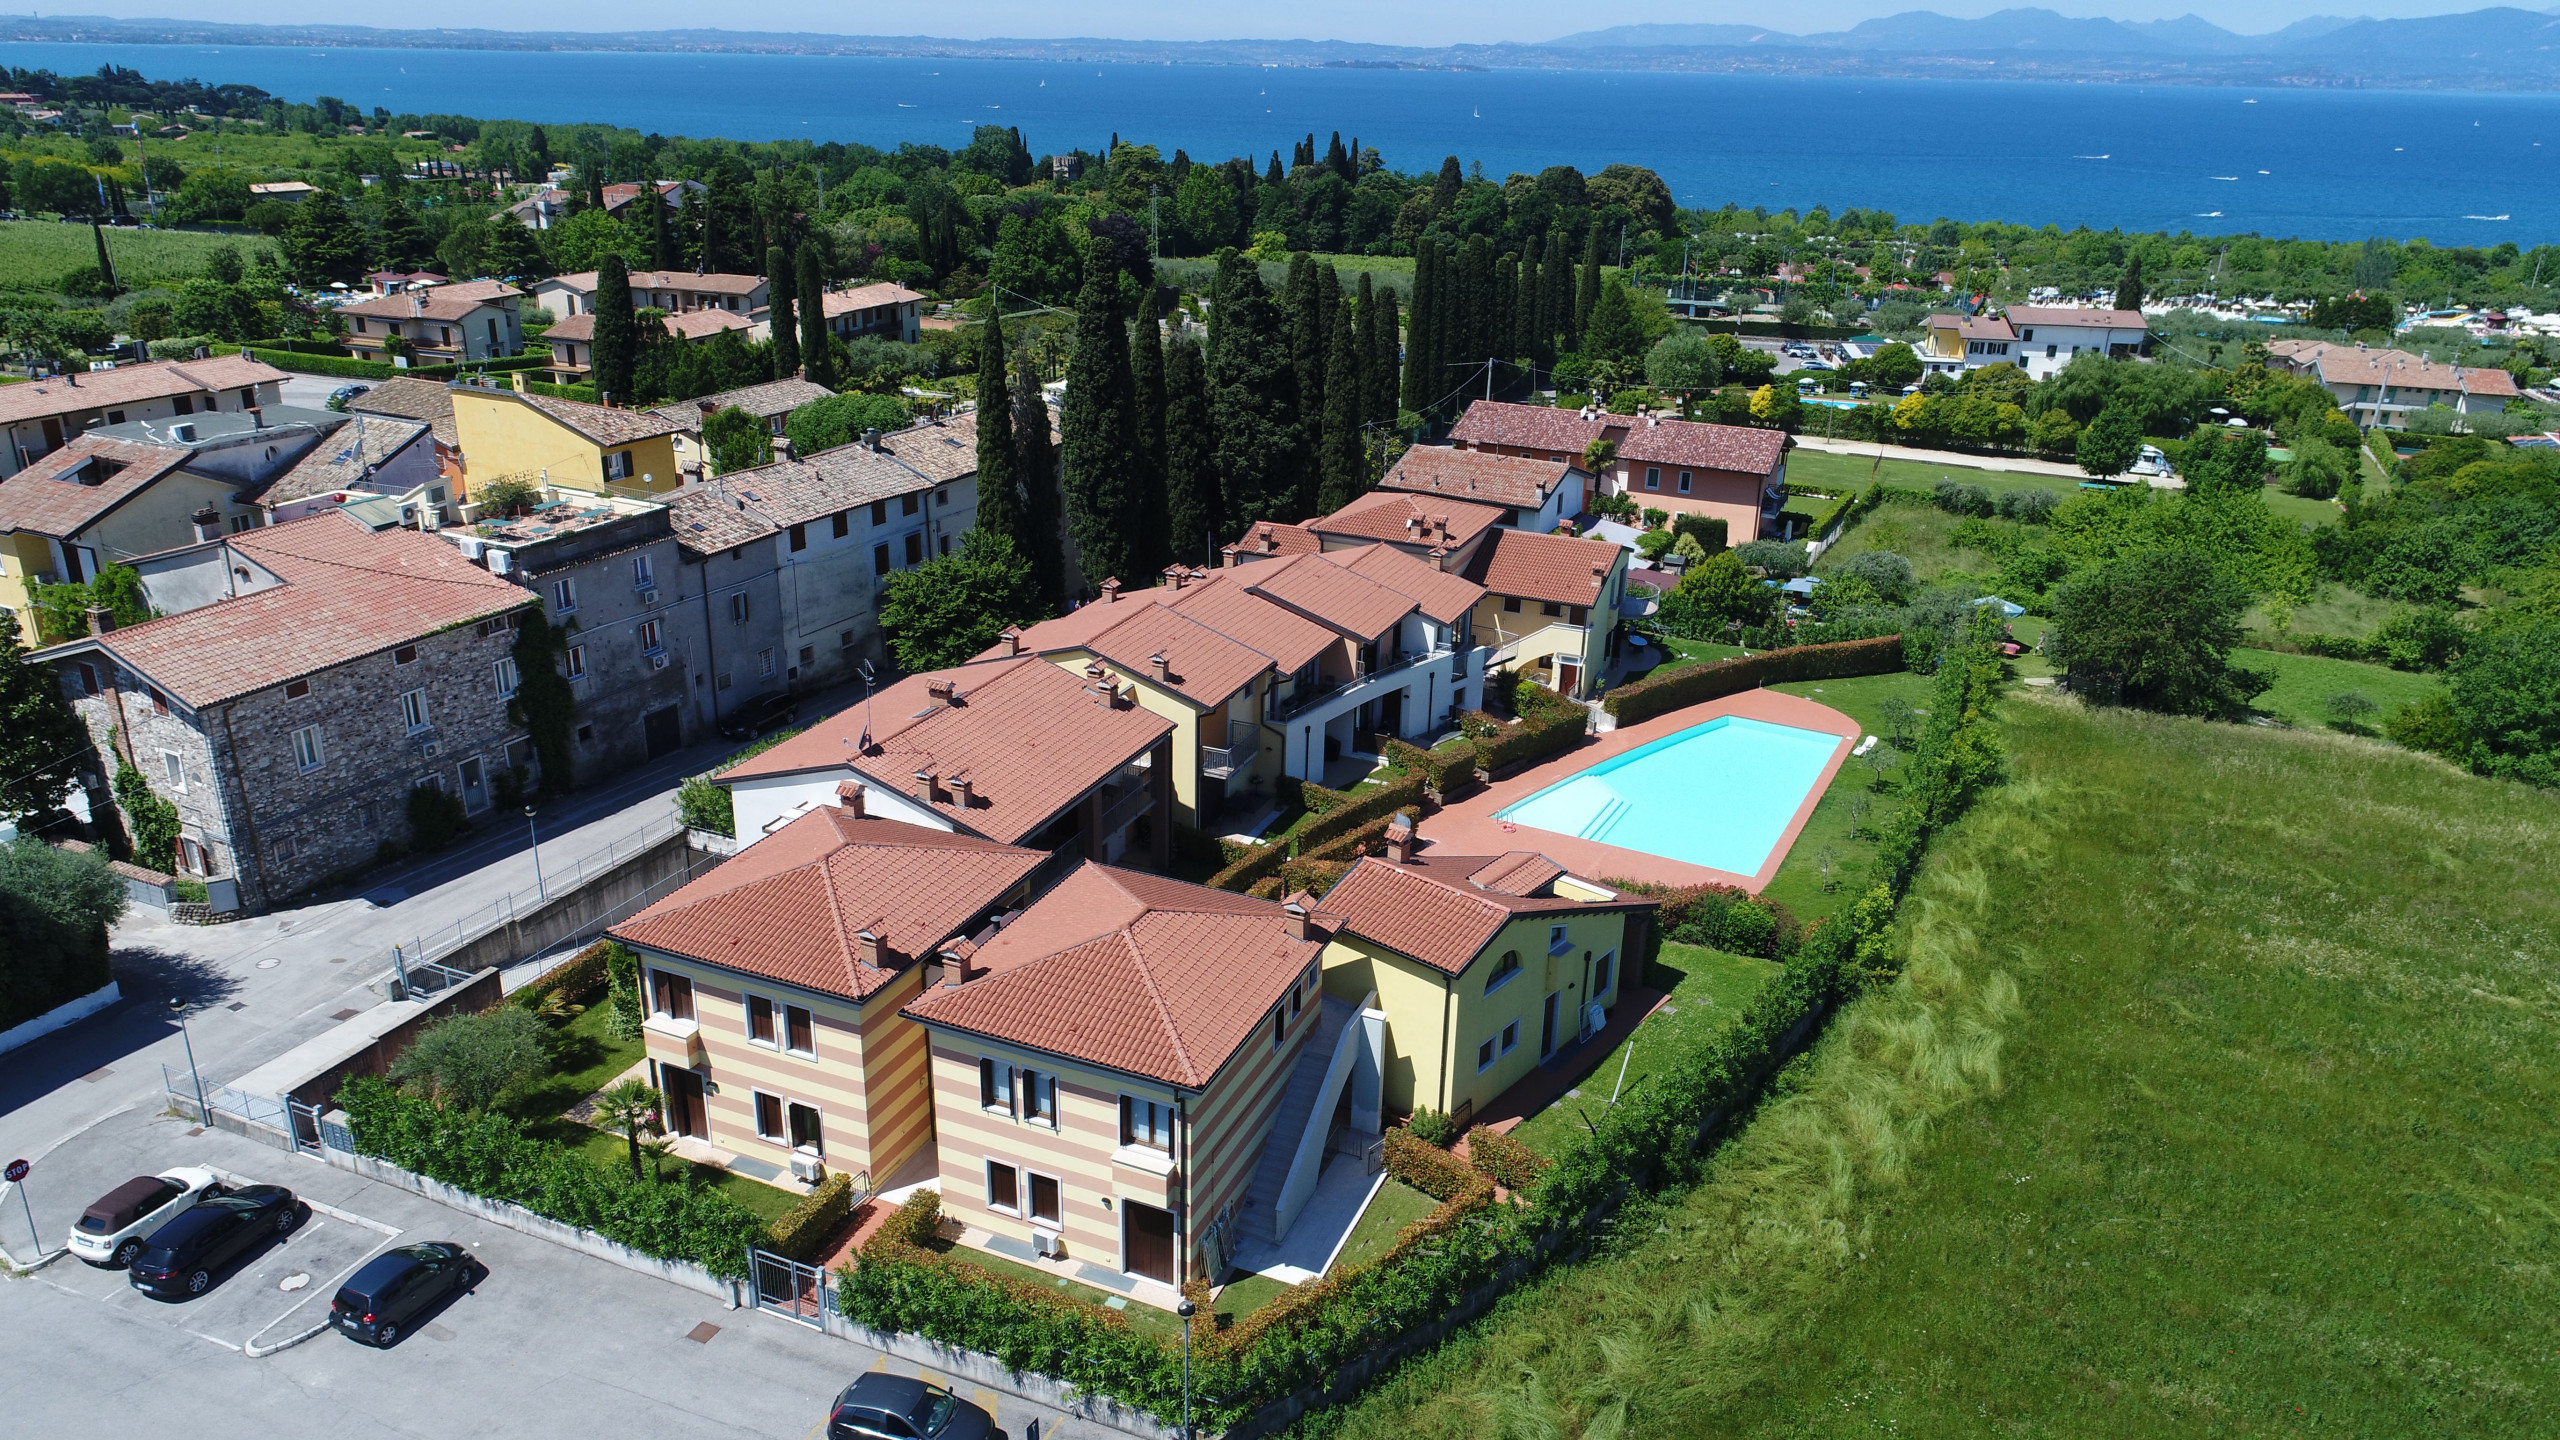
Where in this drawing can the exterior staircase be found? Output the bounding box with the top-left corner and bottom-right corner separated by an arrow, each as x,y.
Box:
1231,994 -> 1356,1256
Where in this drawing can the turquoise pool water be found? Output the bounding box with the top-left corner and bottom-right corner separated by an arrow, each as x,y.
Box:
1495,716 -> 1844,875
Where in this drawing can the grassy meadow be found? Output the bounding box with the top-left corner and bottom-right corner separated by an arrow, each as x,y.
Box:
2237,645 -> 2447,733
1507,941 -> 1782,1159
0,218 -> 264,291
1297,694 -> 2560,1439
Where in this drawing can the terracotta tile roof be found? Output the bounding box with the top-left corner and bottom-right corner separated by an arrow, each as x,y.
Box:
1612,416 -> 1789,477
1222,518 -> 1324,561
1161,571 -> 1341,673
877,419 -> 978,483
513,390 -> 681,447
1307,489 -> 1504,555
1447,399 -> 1606,455
718,432 -> 956,530
1317,852 -> 1648,975
903,862 -> 1320,1087
1240,551 -> 1416,641
662,309 -> 758,342
1463,526 -> 1622,609
1328,542 -> 1483,625
2297,343 -> 2522,399
339,279 -> 524,323
819,283 -> 926,316
261,415 -> 433,505
541,312 -> 596,344
650,378 -> 835,432
39,510 -> 532,707
1381,445 -> 1577,510
347,377 -> 457,448
1082,603 -> 1273,709
543,266 -> 758,297
0,436 -> 191,538
612,810 -> 1045,1001
0,355 -> 289,427
2003,306 -> 2148,331
665,480 -> 781,556
1927,313 -> 2017,342
721,656 -> 1173,846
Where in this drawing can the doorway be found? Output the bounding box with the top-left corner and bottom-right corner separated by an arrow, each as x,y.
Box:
1555,658 -> 1582,698
643,704 -> 682,759
1123,1201 -> 1177,1285
661,1067 -> 707,1139
1540,991 -> 1560,1059
457,756 -> 488,813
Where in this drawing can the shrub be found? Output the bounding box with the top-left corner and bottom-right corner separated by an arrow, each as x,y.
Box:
1405,1107 -> 1460,1148
1386,1125 -> 1478,1199
1838,549 -> 1916,603
509,941 -> 614,1014
2384,690 -> 2470,759
1383,737 -> 1475,797
871,1188 -> 944,1249
1670,512 -> 1729,554
406,784 -> 470,852
0,838 -> 124,1030
1464,1125 -> 1552,1192
1734,538 -> 1811,578
1933,480 -> 1995,517
1996,486 -> 2062,523
676,774 -> 734,836
388,1007 -> 547,1111
767,1168 -> 858,1261
1604,634 -> 1906,726
1206,838 -> 1291,894
1292,770 -> 1426,855
1468,700 -> 1588,775
2370,604 -> 2467,672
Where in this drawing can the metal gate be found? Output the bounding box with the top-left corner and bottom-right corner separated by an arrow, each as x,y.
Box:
747,1246 -> 830,1328
286,1099 -> 325,1155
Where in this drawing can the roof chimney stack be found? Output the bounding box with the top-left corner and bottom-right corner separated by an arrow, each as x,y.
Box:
999,625 -> 1022,657
1099,577 -> 1121,604
912,769 -> 939,802
950,775 -> 973,809
926,678 -> 956,703
1149,652 -> 1169,683
1384,811 -> 1415,865
190,506 -> 221,543
834,780 -> 866,817
84,604 -> 112,637
1283,900 -> 1312,942
855,929 -> 886,968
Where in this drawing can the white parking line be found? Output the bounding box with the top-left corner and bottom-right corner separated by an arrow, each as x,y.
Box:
244,1224 -> 406,1358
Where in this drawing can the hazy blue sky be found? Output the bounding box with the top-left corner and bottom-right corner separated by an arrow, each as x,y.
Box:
45,2 -> 2521,46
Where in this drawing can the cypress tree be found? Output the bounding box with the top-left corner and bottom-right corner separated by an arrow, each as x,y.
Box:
1325,131 -> 1351,181
1576,227 -> 1604,351
1401,241 -> 1437,415
1426,239 -> 1457,414
651,186 -> 677,269
767,243 -> 800,379
1353,272 -> 1382,425
972,310 -> 1028,560
1059,260 -> 1137,594
1494,251 -> 1519,363
1164,336 -> 1219,566
1011,344 -> 1066,612
1372,286 -> 1402,422
1283,252 -> 1325,517
1538,232 -> 1572,367
1316,294 -> 1366,515
590,254 -> 637,405
1513,247 -> 1539,363
1129,303 -> 1170,580
1206,248 -> 1299,530
797,248 -> 833,388
1432,156 -> 1462,212
2115,251 -> 2147,314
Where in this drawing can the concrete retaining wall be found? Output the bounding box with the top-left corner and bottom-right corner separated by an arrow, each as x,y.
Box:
412,830 -> 723,977
284,967 -> 504,1109
0,981 -> 120,1057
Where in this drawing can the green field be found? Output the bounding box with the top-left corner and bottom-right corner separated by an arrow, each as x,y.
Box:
1785,445 -> 2084,502
2236,645 -> 2448,732
1760,668 -> 1942,925
1507,941 -> 1782,1158
0,219 -> 264,291
2241,582 -> 2401,649
1812,492 -> 2046,587
1304,694 -> 2560,1439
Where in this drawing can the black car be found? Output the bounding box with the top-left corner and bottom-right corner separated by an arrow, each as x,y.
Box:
826,1373 -> 994,1440
330,1242 -> 474,1347
127,1185 -> 300,1299
718,689 -> 799,741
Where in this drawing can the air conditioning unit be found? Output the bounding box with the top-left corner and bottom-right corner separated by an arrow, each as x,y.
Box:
1033,1227 -> 1064,1259
649,652 -> 670,672
420,740 -> 442,758
636,586 -> 658,605
788,1148 -> 826,1183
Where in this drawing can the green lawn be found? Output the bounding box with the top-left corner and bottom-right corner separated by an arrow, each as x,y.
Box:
1309,695 -> 2560,1439
1211,1176 -> 1440,1327
1813,494 -> 2049,587
2260,481 -> 2345,529
1507,942 -> 1783,1159
504,1000 -> 643,1124
0,219 -> 269,291
2236,646 -> 2446,732
1759,668 -> 1944,925
1785,446 -> 2085,502
2241,582 -> 2400,648
948,1245 -> 1194,1343
561,1123 -> 805,1226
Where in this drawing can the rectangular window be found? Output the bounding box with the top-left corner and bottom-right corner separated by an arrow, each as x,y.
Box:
935,488 -> 950,508
1501,1019 -> 1520,1054
553,577 -> 577,613
160,749 -> 186,792
493,656 -> 520,698
757,648 -> 776,678
292,726 -> 323,771
283,676 -> 307,700
869,501 -> 888,526
1477,1037 -> 1497,1072
1569,605 -> 1588,626
1120,1095 -> 1172,1151
1594,950 -> 1615,999
393,644 -> 418,666
798,645 -> 815,666
1271,1008 -> 1286,1050
400,689 -> 430,732
745,994 -> 776,1046
789,523 -> 807,553
1501,596 -> 1522,614
1540,601 -> 1563,618
904,533 -> 924,567
271,833 -> 298,863
564,645 -> 586,681
148,688 -> 168,715
1644,466 -> 1660,489
637,618 -> 663,654
1677,472 -> 1692,494
648,969 -> 695,1021
900,493 -> 920,517
783,1004 -> 814,1056
1549,923 -> 1572,955
981,1058 -> 1016,1115
177,837 -> 208,875
753,1091 -> 784,1140
1027,1172 -> 1062,1225
831,511 -> 849,539
787,1102 -> 822,1153
987,1161 -> 1020,1214
1023,1070 -> 1057,1126
872,544 -> 891,577
632,554 -> 654,588
939,534 -> 951,557
729,592 -> 751,624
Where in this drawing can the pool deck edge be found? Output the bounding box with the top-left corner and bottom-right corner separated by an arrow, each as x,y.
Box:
1415,687 -> 1864,892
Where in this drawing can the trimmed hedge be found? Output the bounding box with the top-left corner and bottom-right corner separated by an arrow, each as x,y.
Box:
1383,737 -> 1479,797
1384,1125 -> 1483,1201
1206,838 -> 1290,894
1292,769 -> 1425,855
507,940 -> 613,1013
1604,633 -> 1906,727
244,346 -> 394,381
1466,702 -> 1588,775
1463,1125 -> 1552,1193
766,1168 -> 858,1261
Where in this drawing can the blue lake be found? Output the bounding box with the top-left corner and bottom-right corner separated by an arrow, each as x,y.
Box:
5,41 -> 2556,245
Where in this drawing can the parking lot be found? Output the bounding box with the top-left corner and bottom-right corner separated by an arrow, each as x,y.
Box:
3,1111 -> 1084,1439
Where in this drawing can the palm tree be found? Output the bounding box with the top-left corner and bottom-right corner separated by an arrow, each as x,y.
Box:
592,1079 -> 663,1182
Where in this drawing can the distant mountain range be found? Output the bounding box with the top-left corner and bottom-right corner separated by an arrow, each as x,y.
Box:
9,8 -> 2560,90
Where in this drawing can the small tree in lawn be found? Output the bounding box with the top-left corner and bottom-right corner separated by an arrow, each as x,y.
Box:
2047,547 -> 2270,718
592,1078 -> 664,1182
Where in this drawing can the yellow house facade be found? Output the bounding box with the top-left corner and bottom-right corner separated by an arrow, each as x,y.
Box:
1462,526 -> 1629,701
1314,850 -> 1653,1124
449,381 -> 681,500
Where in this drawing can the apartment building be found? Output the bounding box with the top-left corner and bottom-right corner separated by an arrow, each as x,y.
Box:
449,380 -> 682,498
2265,338 -> 2522,427
1446,399 -> 1789,543
540,308 -> 769,388
34,511 -> 535,913
1376,446 -> 1585,533
816,283 -> 926,345
664,481 -> 791,728
531,269 -> 767,321
338,280 -> 526,366
651,378 -> 835,480
0,354 -> 290,478
1461,526 -> 1630,700
2001,306 -> 2151,381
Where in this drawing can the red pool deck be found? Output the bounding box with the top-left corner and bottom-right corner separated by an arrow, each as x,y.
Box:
1415,688 -> 1863,891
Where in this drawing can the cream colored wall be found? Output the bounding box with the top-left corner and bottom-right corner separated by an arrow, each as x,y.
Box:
1319,933 -> 1454,1118
1046,650 -> 1208,825
0,532 -> 53,645
451,391 -> 680,499
85,472 -> 263,564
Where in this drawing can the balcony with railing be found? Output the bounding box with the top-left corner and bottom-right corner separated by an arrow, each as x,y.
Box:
1201,729 -> 1261,778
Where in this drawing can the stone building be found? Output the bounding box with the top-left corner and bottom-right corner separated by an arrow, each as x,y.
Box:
36,511 -> 535,914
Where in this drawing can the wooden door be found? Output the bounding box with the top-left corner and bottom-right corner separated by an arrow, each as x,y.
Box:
1123,1202 -> 1176,1285
662,1068 -> 706,1139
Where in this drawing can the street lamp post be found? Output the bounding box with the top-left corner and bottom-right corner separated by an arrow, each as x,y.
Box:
526,805 -> 545,900
1177,1298 -> 1196,1439
170,996 -> 207,1123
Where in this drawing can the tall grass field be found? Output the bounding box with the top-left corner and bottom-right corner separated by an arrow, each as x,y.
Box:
1297,694 -> 2558,1438
0,220 -> 262,291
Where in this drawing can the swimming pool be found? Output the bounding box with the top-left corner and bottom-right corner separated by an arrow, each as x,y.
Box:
1494,716 -> 1845,876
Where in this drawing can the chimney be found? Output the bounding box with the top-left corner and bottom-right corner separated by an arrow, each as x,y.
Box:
697,399 -> 717,417
1384,811 -> 1415,865
85,604 -> 112,637
510,371 -> 528,394
912,769 -> 939,802
834,780 -> 866,816
855,929 -> 886,968
862,428 -> 882,451
950,775 -> 974,809
1283,901 -> 1311,941
1148,652 -> 1169,683
247,406 -> 264,429
190,505 -> 221,543
1162,564 -> 1188,590
409,292 -> 424,318
1099,577 -> 1121,604
999,625 -> 1022,657
940,939 -> 979,988
926,678 -> 956,702
771,436 -> 793,462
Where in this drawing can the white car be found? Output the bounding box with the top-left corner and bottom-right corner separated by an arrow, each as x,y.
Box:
68,1167 -> 224,1267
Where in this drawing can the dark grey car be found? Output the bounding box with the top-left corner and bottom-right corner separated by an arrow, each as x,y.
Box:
826,1372 -> 994,1440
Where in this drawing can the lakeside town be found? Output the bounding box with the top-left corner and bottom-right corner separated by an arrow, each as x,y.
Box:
2,53 -> 2558,1440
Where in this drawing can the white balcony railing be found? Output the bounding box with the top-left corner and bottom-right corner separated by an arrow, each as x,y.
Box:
1201,730 -> 1260,777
